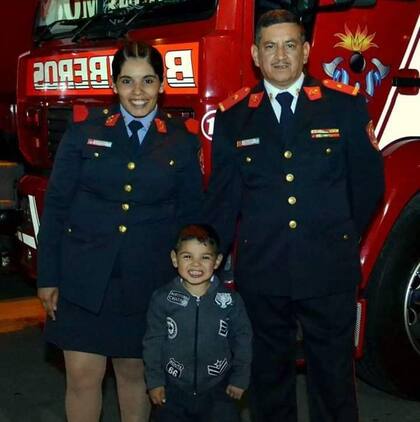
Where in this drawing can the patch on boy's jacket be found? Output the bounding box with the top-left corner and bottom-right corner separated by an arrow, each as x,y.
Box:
310,129 -> 340,139
215,292 -> 232,308
167,290 -> 190,307
236,137 -> 260,148
248,91 -> 264,108
218,320 -> 229,337
303,86 -> 322,101
166,317 -> 178,339
105,113 -> 121,127
219,87 -> 250,112
207,358 -> 229,376
166,358 -> 184,378
366,120 -> 380,150
154,118 -> 167,133
322,79 -> 359,96
87,138 -> 112,147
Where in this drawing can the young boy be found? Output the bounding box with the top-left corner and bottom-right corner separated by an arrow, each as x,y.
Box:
143,224 -> 252,422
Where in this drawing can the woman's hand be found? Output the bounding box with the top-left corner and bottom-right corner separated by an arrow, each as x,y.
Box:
226,384 -> 245,400
149,386 -> 166,406
38,287 -> 59,320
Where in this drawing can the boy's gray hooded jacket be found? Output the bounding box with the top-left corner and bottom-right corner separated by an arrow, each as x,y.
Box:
143,276 -> 252,394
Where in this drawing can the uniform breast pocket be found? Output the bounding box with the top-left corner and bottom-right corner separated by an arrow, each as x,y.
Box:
237,144 -> 273,187
80,146 -> 116,185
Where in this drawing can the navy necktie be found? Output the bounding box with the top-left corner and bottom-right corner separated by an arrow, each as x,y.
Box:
276,92 -> 294,135
128,120 -> 143,145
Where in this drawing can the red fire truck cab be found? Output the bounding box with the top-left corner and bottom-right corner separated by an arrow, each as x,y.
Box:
16,0 -> 420,399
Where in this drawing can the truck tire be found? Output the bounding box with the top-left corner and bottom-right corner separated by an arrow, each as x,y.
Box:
357,194 -> 420,399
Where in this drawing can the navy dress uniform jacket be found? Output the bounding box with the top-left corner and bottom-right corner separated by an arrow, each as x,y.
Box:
37,106 -> 203,314
205,78 -> 385,299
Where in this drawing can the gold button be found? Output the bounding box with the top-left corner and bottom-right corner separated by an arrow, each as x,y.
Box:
122,203 -> 130,211
245,156 -> 252,163
118,225 -> 127,233
94,152 -> 99,158
288,196 -> 297,205
169,160 -> 175,166
284,150 -> 293,159
289,220 -> 297,229
325,148 -> 332,154
67,228 -> 72,233
103,108 -> 109,115
285,173 -> 294,182
124,184 -> 132,192
127,162 -> 136,170
343,234 -> 349,240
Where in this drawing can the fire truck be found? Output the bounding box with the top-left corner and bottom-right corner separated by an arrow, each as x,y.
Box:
15,0 -> 419,399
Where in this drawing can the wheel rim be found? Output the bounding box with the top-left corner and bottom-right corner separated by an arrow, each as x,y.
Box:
404,261 -> 420,355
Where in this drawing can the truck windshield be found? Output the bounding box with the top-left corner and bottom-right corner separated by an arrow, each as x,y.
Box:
35,0 -> 218,41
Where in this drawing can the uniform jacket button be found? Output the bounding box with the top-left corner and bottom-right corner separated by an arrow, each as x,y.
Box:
288,196 -> 297,205
289,220 -> 297,229
285,173 -> 294,182
325,147 -> 332,154
119,225 -> 127,233
343,234 -> 349,240
122,203 -> 130,211
245,156 -> 252,163
124,184 -> 132,192
284,150 -> 293,159
94,152 -> 99,158
127,162 -> 136,170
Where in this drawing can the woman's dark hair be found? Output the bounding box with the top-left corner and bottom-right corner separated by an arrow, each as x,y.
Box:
112,41 -> 164,83
174,224 -> 220,254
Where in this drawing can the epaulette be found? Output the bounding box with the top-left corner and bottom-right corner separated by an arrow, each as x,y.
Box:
104,112 -> 121,127
72,104 -> 89,123
322,79 -> 359,96
154,118 -> 167,134
184,118 -> 200,135
219,87 -> 251,112
303,86 -> 322,101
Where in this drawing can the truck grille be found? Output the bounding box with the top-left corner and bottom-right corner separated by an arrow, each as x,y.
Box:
46,106 -> 73,160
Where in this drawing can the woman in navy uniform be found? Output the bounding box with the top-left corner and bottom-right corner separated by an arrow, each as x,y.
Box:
37,41 -> 203,422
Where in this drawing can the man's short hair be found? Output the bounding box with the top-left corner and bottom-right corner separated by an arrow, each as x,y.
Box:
174,224 -> 220,254
255,9 -> 306,45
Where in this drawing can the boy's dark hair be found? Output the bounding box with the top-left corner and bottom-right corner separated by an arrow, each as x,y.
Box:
255,9 -> 306,45
112,41 -> 164,83
174,224 -> 220,254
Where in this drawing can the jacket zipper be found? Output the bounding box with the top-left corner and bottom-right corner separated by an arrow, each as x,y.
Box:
193,296 -> 200,395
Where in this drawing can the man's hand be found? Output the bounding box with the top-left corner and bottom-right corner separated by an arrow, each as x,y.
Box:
38,287 -> 59,320
226,384 -> 245,400
149,386 -> 166,406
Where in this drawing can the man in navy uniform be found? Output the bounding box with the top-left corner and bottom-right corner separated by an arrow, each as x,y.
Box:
205,9 -> 384,422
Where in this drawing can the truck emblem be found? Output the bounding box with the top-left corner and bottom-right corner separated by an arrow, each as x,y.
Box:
322,24 -> 390,99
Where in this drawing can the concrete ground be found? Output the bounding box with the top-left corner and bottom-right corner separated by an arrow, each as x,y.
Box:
1,274 -> 420,421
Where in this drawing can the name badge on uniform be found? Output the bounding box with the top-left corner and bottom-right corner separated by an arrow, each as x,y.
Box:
310,129 -> 340,140
87,138 -> 112,147
236,137 -> 260,148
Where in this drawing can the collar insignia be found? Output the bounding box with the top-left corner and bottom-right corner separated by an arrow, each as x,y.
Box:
105,113 -> 121,127
248,92 -> 264,108
303,86 -> 322,101
154,118 -> 167,134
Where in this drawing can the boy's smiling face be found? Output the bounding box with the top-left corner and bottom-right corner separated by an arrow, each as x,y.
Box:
171,239 -> 223,292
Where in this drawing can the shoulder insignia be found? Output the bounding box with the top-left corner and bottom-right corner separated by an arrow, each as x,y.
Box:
219,87 -> 251,112
73,104 -> 89,122
248,91 -> 264,108
154,118 -> 167,134
105,113 -> 121,127
303,86 -> 322,101
366,120 -> 380,151
322,79 -> 359,96
184,118 -> 200,135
